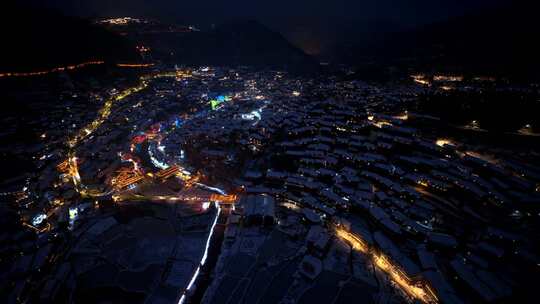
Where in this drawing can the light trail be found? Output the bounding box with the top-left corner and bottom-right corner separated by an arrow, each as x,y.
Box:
0,61 -> 104,78
67,154 -> 81,188
116,63 -> 155,68
178,202 -> 221,304
68,80 -> 149,148
64,76 -> 153,197
335,227 -> 438,303
335,227 -> 369,253
136,193 -> 236,204
195,183 -> 226,195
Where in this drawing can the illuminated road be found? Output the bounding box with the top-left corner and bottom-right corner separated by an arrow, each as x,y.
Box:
116,63 -> 155,68
65,70 -> 187,196
178,202 -> 221,304
66,82 -> 148,196
0,61 -> 104,78
0,61 -> 158,79
61,68 -> 232,304
335,226 -> 438,303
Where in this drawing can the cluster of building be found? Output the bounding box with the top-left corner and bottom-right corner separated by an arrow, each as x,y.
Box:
172,70 -> 539,303
1,65 -> 539,304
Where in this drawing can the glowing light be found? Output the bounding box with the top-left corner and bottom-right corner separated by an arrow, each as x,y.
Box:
69,207 -> 79,220
210,99 -> 222,110
282,201 -> 300,210
177,203 -> 221,304
97,17 -> 142,25
335,227 -> 438,303
417,180 -> 429,187
68,207 -> 79,230
373,253 -> 437,303
209,194 -> 237,203
32,213 -> 47,226
435,139 -> 453,147
196,183 -> 226,195
433,75 -> 463,82
241,110 -> 262,121
440,85 -> 453,91
336,227 -> 368,253
411,74 -> 431,86
0,61 -> 104,79
116,63 -> 155,68
148,145 -> 169,170
394,112 -> 408,120
372,121 -> 392,128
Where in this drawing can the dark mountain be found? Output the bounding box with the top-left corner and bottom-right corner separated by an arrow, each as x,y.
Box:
0,5 -> 138,72
135,20 -> 318,72
329,3 -> 540,80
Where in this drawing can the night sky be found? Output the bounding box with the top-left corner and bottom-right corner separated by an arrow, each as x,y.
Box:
24,0 -> 513,54
27,0 -> 509,22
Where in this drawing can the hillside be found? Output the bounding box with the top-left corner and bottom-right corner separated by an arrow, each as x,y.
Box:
131,20 -> 318,72
330,3 -> 540,79
0,6 -> 138,72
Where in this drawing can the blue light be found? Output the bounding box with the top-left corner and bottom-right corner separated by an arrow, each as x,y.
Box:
175,118 -> 183,128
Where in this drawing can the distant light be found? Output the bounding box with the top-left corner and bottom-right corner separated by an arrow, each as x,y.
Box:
436,139 -> 453,147
292,91 -> 301,97
393,112 -> 408,120
440,85 -> 454,91
69,207 -> 79,220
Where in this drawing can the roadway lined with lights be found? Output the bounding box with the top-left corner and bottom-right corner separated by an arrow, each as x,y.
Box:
0,61 -> 157,79
178,202 -> 221,304
0,61 -> 105,78
65,70 -> 188,196
335,226 -> 438,303
116,63 -> 155,68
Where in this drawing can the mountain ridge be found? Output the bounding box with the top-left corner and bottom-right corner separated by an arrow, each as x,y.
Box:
327,3 -> 540,79
0,5 -> 139,72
